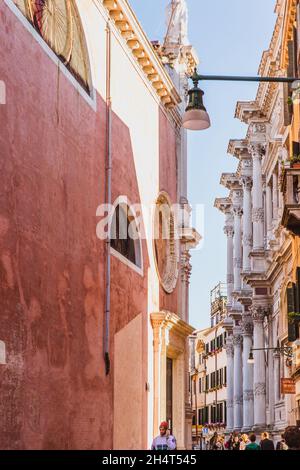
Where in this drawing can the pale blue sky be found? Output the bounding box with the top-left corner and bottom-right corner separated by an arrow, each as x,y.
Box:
129,0 -> 276,329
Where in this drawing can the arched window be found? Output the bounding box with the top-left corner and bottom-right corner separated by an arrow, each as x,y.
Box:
110,202 -> 142,271
14,0 -> 92,93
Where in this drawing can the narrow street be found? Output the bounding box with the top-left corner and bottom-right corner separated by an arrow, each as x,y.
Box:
0,0 -> 300,458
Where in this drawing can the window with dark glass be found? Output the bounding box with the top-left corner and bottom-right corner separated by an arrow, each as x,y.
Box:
111,204 -> 142,269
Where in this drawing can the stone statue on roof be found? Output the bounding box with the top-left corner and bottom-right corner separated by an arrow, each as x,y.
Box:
165,0 -> 189,47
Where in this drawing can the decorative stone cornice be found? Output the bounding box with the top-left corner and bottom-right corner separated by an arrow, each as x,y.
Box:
235,101 -> 266,124
220,173 -> 241,191
280,0 -> 297,70
150,311 -> 195,339
214,197 -> 232,214
102,0 -> 182,110
228,139 -> 249,159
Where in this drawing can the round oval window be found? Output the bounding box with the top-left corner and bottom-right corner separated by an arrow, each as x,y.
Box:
154,194 -> 179,294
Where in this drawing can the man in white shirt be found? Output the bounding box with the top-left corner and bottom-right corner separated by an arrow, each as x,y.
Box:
151,421 -> 177,451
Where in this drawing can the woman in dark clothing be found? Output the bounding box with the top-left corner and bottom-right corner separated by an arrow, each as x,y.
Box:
260,432 -> 275,450
232,435 -> 240,450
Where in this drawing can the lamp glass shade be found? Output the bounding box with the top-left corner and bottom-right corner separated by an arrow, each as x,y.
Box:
247,352 -> 254,364
182,108 -> 211,131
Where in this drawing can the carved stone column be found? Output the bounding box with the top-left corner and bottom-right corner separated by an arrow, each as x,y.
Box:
225,337 -> 234,432
266,181 -> 273,235
233,204 -> 243,292
242,316 -> 254,431
233,329 -> 243,431
273,350 -> 281,404
249,143 -> 265,251
151,318 -> 163,435
180,248 -> 192,324
268,317 -> 275,427
251,305 -> 268,430
241,176 -> 253,273
224,219 -> 234,306
272,172 -> 278,222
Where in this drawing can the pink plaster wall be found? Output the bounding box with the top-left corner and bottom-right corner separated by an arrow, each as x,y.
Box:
0,4 -> 150,450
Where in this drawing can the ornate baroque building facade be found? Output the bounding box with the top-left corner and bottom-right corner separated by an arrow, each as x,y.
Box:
190,283 -> 228,446
0,0 -> 199,449
215,0 -> 300,438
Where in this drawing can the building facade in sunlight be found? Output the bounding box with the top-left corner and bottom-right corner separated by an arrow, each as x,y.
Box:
215,0 -> 300,439
190,283 -> 228,448
0,0 -> 199,449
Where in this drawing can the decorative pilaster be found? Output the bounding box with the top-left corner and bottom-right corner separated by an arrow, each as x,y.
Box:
273,351 -> 281,404
272,172 -> 278,222
251,305 -> 269,430
242,316 -> 254,431
233,329 -> 243,431
233,201 -> 243,292
241,176 -> 253,273
224,219 -> 234,306
249,141 -> 265,251
225,337 -> 234,432
267,317 -> 275,427
266,182 -> 273,234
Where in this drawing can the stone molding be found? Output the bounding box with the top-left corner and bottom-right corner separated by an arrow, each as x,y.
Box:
254,382 -> 266,396
234,395 -> 243,405
251,305 -> 271,322
224,225 -> 234,238
243,390 -> 254,401
242,316 -> 253,335
252,208 -> 264,223
233,334 -> 243,347
243,234 -> 253,247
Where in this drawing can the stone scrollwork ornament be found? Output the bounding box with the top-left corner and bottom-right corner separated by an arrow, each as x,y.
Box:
254,382 -> 266,396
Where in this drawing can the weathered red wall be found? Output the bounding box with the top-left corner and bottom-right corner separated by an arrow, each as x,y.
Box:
158,110 -> 180,315
0,3 -> 149,450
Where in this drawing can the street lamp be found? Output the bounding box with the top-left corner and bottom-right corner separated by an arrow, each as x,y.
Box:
247,346 -> 293,364
183,70 -> 210,131
183,68 -> 300,131
248,351 -> 254,364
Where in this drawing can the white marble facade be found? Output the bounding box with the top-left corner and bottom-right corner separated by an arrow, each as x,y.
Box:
214,1 -> 298,437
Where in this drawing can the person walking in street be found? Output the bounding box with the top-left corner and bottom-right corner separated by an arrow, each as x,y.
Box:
215,435 -> 225,450
282,426 -> 300,450
232,434 -> 240,451
239,434 -> 249,450
224,433 -> 233,450
260,432 -> 275,450
151,421 -> 177,450
209,432 -> 218,450
245,434 -> 261,450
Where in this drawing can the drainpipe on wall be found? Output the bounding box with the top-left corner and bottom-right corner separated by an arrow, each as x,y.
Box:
104,20 -> 112,376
